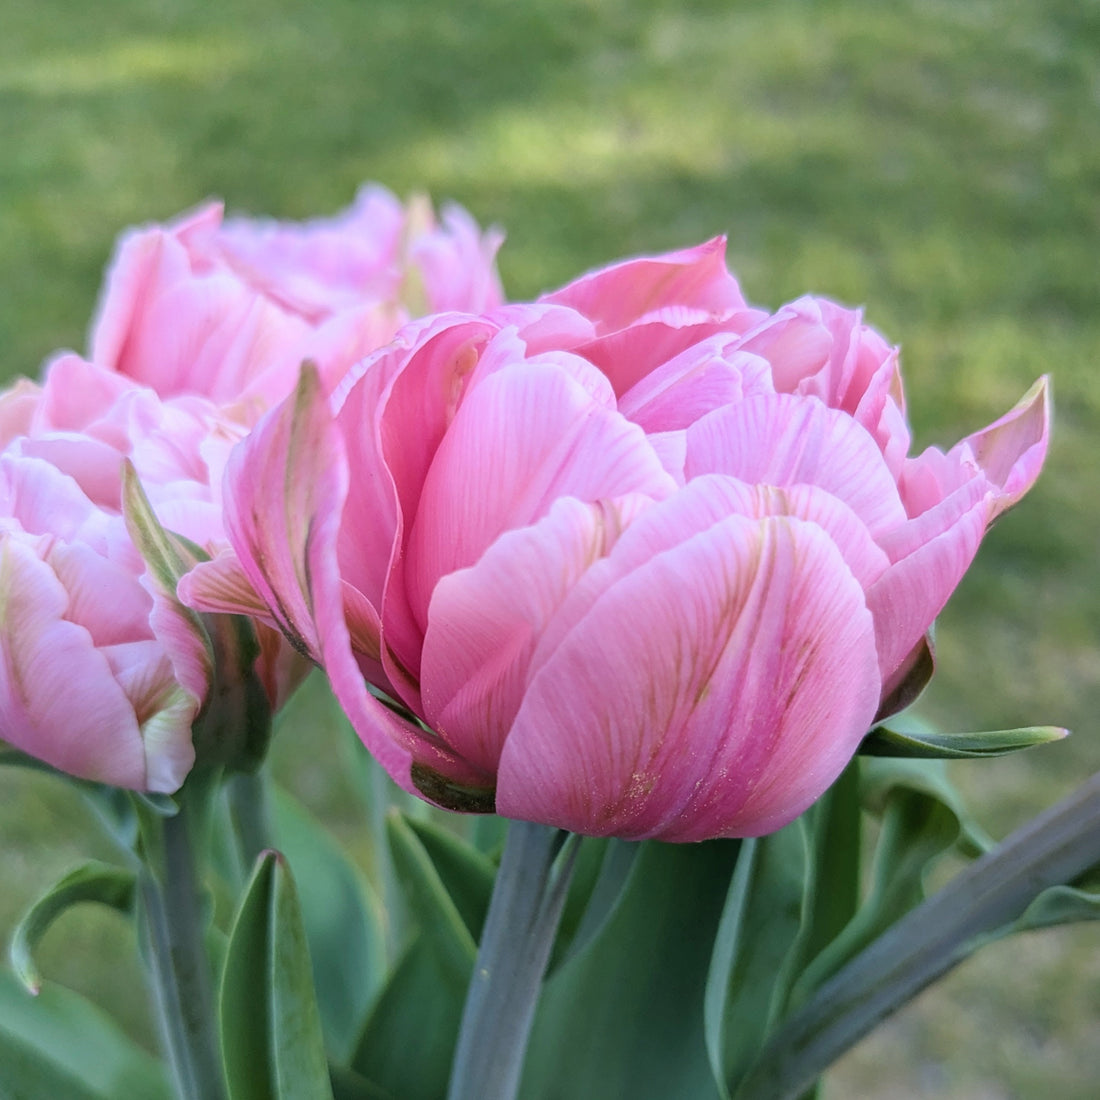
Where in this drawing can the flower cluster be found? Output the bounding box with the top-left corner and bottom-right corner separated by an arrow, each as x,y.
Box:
0,194 -> 1048,839
0,188 -> 504,791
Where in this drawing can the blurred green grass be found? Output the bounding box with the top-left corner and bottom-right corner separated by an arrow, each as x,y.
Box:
1,0 -> 1097,1094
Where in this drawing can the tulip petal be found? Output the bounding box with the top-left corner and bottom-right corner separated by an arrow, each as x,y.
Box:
0,537 -> 169,790
404,362 -> 676,637
685,394 -> 907,537
221,365 -> 342,662
496,514 -> 879,841
420,495 -> 649,774
221,366 -> 486,797
952,375 -> 1050,517
541,238 -> 751,334
178,552 -> 275,621
866,476 -> 989,684
618,338 -> 774,433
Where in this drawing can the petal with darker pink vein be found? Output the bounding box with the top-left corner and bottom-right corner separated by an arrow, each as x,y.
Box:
220,364 -> 344,662
496,514 -> 879,841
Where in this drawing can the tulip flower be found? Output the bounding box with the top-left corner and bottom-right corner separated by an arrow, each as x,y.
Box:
0,356 -> 264,791
183,240 -> 1049,841
90,184 -> 504,410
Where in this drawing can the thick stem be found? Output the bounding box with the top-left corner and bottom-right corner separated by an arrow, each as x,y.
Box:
447,821 -> 579,1100
141,800 -> 228,1100
735,770 -> 1100,1100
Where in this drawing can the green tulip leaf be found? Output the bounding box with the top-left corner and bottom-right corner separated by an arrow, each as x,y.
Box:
861,722 -> 1067,759
732,771 -> 1100,1100
349,934 -> 465,1100
402,815 -> 496,943
551,838 -> 640,972
384,812 -> 478,989
220,850 -> 334,1100
794,760 -> 863,973
9,862 -> 136,994
0,969 -> 170,1099
788,757 -> 988,1008
705,821 -> 811,1099
328,1062 -> 394,1100
273,788 -> 387,1064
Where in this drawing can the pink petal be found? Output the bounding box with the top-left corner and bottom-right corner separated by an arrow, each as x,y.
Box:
46,541 -> 155,646
0,535 -> 186,790
685,394 -> 908,537
419,495 -> 649,774
541,237 -> 752,334
496,514 -> 879,841
866,475 -> 990,684
618,337 -> 774,432
90,204 -> 224,371
220,366 -> 482,796
404,362 -> 676,636
951,376 -> 1050,517
220,364 -> 346,662
178,551 -> 276,621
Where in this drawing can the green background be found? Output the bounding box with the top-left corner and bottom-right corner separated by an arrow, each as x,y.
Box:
2,0 -> 1098,1094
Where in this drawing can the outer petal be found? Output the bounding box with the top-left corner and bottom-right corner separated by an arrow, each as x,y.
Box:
219,366 -> 487,797
496,514 -> 879,841
950,376 -> 1050,517
419,495 -> 649,774
220,365 -> 344,662
0,535 -> 191,791
867,378 -> 1050,688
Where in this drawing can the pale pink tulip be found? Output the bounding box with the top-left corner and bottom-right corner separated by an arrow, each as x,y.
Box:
90,186 -> 504,411
183,240 -> 1050,840
0,356 -> 277,791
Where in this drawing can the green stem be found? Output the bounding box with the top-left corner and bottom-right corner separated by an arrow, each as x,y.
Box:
141,795 -> 228,1100
446,821 -> 579,1100
735,769 -> 1100,1100
226,769 -> 273,874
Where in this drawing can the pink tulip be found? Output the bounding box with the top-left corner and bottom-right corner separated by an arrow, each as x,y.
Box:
0,356 -> 269,791
90,185 -> 504,410
183,239 -> 1050,840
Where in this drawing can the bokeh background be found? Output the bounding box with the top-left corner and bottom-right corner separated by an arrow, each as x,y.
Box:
2,0 -> 1098,1095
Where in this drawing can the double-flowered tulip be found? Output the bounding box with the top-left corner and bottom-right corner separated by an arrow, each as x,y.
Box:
1,185 -> 504,794
183,239 -> 1049,840
90,184 -> 504,411
0,356 -> 241,791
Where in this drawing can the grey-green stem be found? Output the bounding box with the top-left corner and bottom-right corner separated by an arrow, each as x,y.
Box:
446,820 -> 579,1100
141,800 -> 228,1100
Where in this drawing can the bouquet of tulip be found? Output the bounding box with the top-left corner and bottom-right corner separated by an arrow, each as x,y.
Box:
1,186 -> 1096,1100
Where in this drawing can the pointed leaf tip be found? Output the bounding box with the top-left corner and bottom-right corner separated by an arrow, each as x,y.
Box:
861,724 -> 1068,760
